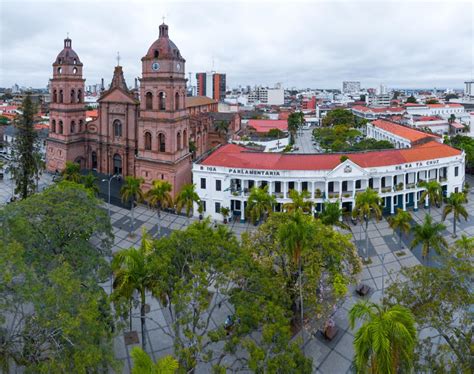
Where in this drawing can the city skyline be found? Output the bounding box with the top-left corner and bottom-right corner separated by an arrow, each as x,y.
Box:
1,0 -> 473,89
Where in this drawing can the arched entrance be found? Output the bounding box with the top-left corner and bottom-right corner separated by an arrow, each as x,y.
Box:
113,154 -> 122,175
91,151 -> 98,170
74,156 -> 85,169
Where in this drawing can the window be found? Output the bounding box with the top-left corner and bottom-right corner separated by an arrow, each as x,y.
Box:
355,180 -> 361,189
113,120 -> 122,137
215,202 -> 221,213
51,119 -> 56,133
158,92 -> 166,111
77,89 -> 82,103
73,67 -> 77,74
201,200 -> 206,212
200,178 -> 206,189
455,167 -> 459,177
393,195 -> 398,205
91,151 -> 97,169
144,132 -> 152,150
145,92 -> 153,110
57,67 -> 62,75
70,120 -> 75,133
158,133 -> 166,152
175,92 -> 180,110
73,58 -> 77,65
183,130 -> 187,149
58,120 -> 63,134
406,194 -> 410,203
78,120 -> 83,133
53,90 -> 57,103
113,154 -> 122,175
70,89 -> 75,103
177,131 -> 181,150
216,179 -> 221,191
59,90 -> 64,103
154,50 -> 159,58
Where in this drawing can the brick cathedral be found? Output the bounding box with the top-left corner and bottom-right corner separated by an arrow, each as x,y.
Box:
45,23 -> 238,195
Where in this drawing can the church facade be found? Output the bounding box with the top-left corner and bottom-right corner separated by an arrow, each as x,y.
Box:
46,23 -> 225,195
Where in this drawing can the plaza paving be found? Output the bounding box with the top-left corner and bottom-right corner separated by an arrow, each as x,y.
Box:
1,170 -> 473,373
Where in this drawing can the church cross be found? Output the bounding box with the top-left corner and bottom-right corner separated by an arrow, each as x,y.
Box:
116,52 -> 120,66
162,16 -> 166,24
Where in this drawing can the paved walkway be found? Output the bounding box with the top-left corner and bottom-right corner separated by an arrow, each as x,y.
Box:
1,171 -> 473,373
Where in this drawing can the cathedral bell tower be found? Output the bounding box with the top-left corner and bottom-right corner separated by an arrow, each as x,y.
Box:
136,23 -> 191,194
46,37 -> 87,172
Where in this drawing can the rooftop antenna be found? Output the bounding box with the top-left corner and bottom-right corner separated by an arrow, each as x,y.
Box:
116,52 -> 120,67
162,15 -> 166,24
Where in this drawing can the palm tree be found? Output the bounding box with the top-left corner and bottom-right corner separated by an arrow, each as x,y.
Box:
387,208 -> 412,251
112,231 -> 157,350
214,120 -> 230,139
220,206 -> 230,224
442,192 -> 468,238
419,180 -> 442,214
349,301 -> 417,374
283,189 -> 313,213
462,182 -> 470,202
278,210 -> 315,352
121,176 -> 145,237
175,183 -> 200,224
61,161 -> 81,183
287,111 -> 304,144
245,185 -> 276,224
131,347 -> 179,374
81,172 -> 99,195
318,200 -> 350,231
146,180 -> 173,237
410,214 -> 447,258
352,188 -> 382,261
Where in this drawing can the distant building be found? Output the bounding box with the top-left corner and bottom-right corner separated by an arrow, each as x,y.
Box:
464,80 -> 474,97
196,72 -> 226,101
247,86 -> 284,106
342,81 -> 361,94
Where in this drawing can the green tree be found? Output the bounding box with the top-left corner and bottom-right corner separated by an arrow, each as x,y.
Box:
349,301 -> 417,374
406,95 -> 417,104
246,185 -> 276,224
81,171 -> 99,195
61,160 -> 81,183
214,120 -> 230,138
112,231 -> 157,350
131,347 -> 178,374
352,188 -> 382,261
287,111 -> 304,144
283,189 -> 312,213
321,108 -> 355,127
442,192 -> 468,237
175,183 -> 200,223
121,176 -> 145,237
10,93 -> 43,199
318,200 -> 350,230
419,180 -> 442,214
267,128 -> 284,138
146,179 -> 173,237
387,208 -> 412,250
426,98 -> 439,104
410,214 -> 447,258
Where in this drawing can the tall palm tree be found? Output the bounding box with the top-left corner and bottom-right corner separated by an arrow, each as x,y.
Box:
387,208 -> 412,250
214,120 -> 230,139
121,176 -> 145,237
410,214 -> 447,258
283,189 -> 313,213
81,172 -> 99,195
442,192 -> 468,238
419,180 -> 442,214
146,180 -> 173,237
112,231 -> 157,350
349,301 -> 417,374
278,210 -> 315,352
131,346 -> 178,374
245,185 -> 276,224
175,183 -> 200,224
318,200 -> 350,231
61,161 -> 81,183
352,188 -> 382,261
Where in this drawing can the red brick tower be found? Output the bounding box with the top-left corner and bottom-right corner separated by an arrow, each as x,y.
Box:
46,37 -> 87,172
136,23 -> 191,195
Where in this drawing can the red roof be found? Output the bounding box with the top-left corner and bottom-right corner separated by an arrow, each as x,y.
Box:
247,119 -> 287,133
415,116 -> 441,121
351,105 -> 405,113
200,142 -> 461,171
450,122 -> 465,129
427,103 -> 463,108
371,119 -> 437,142
86,110 -> 98,118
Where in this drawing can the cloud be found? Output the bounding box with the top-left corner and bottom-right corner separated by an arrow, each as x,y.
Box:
0,0 -> 472,89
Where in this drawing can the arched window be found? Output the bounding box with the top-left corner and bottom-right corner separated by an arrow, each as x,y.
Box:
57,67 -> 62,75
70,120 -> 76,133
59,90 -> 64,103
70,89 -> 75,104
73,58 -> 77,65
113,154 -> 122,175
177,131 -> 181,150
51,119 -> 56,133
144,132 -> 152,150
154,50 -> 159,58
145,92 -> 153,110
113,120 -> 122,137
53,90 -> 57,103
183,129 -> 187,149
158,133 -> 166,152
158,92 -> 166,111
78,119 -> 83,133
77,89 -> 82,103
175,92 -> 180,110
73,67 -> 77,74
91,151 -> 98,169
59,120 -> 64,134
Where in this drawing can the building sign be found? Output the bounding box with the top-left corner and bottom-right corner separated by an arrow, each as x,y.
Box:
394,159 -> 440,171
228,168 -> 281,176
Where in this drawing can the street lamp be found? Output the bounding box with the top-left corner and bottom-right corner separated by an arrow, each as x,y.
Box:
101,174 -> 121,217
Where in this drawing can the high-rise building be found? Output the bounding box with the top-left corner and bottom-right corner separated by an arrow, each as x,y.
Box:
464,80 -> 474,97
196,71 -> 226,101
247,85 -> 284,106
342,81 -> 361,94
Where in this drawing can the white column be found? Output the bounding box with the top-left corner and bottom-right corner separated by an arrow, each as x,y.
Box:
339,180 -> 342,198
284,181 -> 288,198
240,204 -> 245,222
325,180 -> 329,199
402,193 -> 407,211
390,196 -> 395,214
310,181 -> 314,199
414,192 -> 418,211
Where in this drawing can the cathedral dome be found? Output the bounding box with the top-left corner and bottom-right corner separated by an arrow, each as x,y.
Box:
55,38 -> 81,65
145,23 -> 184,61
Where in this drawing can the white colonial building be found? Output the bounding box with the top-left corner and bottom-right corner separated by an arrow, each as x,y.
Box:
193,139 -> 465,222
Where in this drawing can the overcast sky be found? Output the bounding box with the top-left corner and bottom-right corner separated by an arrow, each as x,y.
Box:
0,0 -> 473,90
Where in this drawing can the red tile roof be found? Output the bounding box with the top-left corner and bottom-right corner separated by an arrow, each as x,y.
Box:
427,103 -> 463,108
371,119 -> 437,142
450,122 -> 465,129
86,110 -> 98,118
247,119 -> 288,133
351,105 -> 405,113
200,141 -> 461,171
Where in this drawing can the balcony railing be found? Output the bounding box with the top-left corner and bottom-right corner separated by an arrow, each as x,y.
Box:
439,177 -> 447,182
272,192 -> 284,198
381,186 -> 392,193
327,192 -> 340,199
406,183 -> 416,189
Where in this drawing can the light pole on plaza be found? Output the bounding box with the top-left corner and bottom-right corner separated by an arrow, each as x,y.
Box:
102,174 -> 121,217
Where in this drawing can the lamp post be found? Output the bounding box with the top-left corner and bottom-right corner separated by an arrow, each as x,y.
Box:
102,174 -> 120,217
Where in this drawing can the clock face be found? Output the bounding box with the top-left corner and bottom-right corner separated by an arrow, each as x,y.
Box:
176,63 -> 181,71
151,62 -> 160,71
